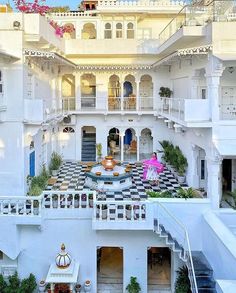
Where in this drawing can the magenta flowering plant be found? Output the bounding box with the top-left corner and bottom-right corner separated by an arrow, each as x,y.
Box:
14,0 -> 50,14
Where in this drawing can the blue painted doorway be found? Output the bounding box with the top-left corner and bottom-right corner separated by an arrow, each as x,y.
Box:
29,151 -> 35,177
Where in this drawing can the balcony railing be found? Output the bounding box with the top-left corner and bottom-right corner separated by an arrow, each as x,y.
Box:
62,97 -> 76,111
159,0 -> 236,45
221,102 -> 236,120
0,94 -> 6,111
158,98 -> 210,122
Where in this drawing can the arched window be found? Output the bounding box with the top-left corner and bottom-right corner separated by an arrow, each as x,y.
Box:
127,22 -> 134,39
116,23 -> 122,38
82,23 -> 97,39
104,23 -> 112,39
63,127 -> 75,133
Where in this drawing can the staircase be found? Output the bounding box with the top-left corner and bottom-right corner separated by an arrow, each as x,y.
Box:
81,133 -> 96,162
192,252 -> 217,293
153,202 -> 217,293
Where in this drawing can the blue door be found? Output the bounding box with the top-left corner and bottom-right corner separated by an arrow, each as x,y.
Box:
29,151 -> 35,177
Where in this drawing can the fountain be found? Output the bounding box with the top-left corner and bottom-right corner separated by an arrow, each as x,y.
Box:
84,156 -> 133,191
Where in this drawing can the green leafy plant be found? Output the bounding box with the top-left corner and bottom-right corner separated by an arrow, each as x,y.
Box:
159,87 -> 173,98
126,276 -> 141,293
28,184 -> 42,196
18,274 -> 37,293
159,140 -> 170,150
147,190 -> 172,198
175,266 -> 191,293
96,143 -> 102,157
49,152 -> 63,171
0,273 -> 37,293
176,187 -> 197,199
0,275 -> 7,292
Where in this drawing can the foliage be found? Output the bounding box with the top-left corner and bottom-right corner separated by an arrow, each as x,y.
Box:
147,190 -> 172,198
175,266 -> 191,293
0,273 -> 36,293
159,140 -> 170,150
0,275 -> 7,292
126,276 -> 141,293
14,0 -> 50,14
49,152 -> 63,171
28,165 -> 50,196
159,87 -> 173,98
48,6 -> 70,12
176,187 -> 197,199
96,143 -> 102,157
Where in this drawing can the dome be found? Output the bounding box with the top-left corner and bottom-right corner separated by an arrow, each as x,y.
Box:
55,244 -> 72,269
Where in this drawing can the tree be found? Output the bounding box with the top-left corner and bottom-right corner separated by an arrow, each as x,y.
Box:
0,275 -> 7,293
18,274 -> 37,293
5,273 -> 20,293
14,0 -> 50,14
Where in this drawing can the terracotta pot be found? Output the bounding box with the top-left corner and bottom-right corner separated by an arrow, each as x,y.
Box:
101,156 -> 117,171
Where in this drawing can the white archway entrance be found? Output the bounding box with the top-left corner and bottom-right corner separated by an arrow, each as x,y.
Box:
140,128 -> 153,160
123,128 -> 137,162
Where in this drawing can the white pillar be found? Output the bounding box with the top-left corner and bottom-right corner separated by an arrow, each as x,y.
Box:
137,135 -> 140,161
50,283 -> 55,293
136,77 -> 140,111
205,56 -> 224,122
120,133 -> 124,161
121,81 -> 124,111
75,126 -> 81,161
190,144 -> 200,188
206,157 -> 222,209
75,72 -> 81,110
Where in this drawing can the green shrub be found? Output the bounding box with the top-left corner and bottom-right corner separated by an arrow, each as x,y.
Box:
18,274 -> 37,293
147,190 -> 172,198
126,276 -> 141,293
176,187 -> 197,199
0,272 -> 36,293
0,275 -> 7,292
49,152 -> 62,171
28,184 -> 42,196
175,266 -> 191,293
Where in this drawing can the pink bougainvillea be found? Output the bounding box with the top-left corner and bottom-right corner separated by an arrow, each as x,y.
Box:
14,0 -> 50,14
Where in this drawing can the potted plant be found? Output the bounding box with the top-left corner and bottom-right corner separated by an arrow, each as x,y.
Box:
159,87 -> 172,110
175,266 -> 191,293
126,276 -> 141,293
96,143 -> 102,162
84,280 -> 91,292
38,280 -> 46,292
49,152 -> 62,176
176,187 -> 197,199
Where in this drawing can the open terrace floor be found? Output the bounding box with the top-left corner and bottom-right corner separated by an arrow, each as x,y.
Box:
45,161 -> 188,201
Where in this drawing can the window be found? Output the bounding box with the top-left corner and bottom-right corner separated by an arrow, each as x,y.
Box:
63,127 -> 75,133
127,22 -> 134,39
200,160 -> 205,180
104,23 -> 112,39
201,87 -> 207,99
0,251 -> 3,260
116,23 -> 122,38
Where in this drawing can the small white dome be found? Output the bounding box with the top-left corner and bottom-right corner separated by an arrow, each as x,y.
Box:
55,244 -> 72,269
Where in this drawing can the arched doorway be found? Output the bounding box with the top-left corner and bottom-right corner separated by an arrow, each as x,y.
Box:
81,23 -> 97,39
123,75 -> 136,110
139,75 -> 153,110
54,283 -> 70,293
59,126 -> 76,160
140,128 -> 153,160
61,74 -> 76,111
124,128 -> 137,162
81,126 -> 96,161
108,75 -> 121,110
80,74 -> 96,109
108,128 -> 121,160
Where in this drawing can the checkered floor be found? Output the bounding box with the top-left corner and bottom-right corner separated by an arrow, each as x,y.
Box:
45,161 -> 188,200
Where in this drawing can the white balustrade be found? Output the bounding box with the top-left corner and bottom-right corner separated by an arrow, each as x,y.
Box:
42,190 -> 95,209
0,196 -> 42,216
94,200 -> 147,221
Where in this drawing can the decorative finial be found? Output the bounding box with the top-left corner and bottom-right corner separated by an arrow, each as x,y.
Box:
61,243 -> 65,251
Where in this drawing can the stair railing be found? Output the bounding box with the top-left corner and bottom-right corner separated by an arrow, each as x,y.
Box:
156,202 -> 198,293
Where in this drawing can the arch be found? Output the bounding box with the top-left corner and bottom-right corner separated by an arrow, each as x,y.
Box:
62,74 -> 75,97
127,22 -> 134,39
124,75 -> 136,97
108,128 -> 121,160
82,23 -> 97,39
63,127 -> 75,133
108,75 -> 121,97
139,75 -> 153,97
116,22 -> 123,38
63,23 -> 76,39
104,22 -> 112,39
140,128 -> 153,160
80,73 -> 96,97
124,128 -> 137,161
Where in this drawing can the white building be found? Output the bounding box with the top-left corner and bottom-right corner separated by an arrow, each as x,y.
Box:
0,0 -> 236,292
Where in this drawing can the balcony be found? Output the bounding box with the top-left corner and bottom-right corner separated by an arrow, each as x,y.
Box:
65,39 -> 158,56
0,94 -> 6,111
158,98 -> 211,124
67,96 -> 155,113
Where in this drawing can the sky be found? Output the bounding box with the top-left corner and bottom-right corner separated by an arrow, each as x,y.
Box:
7,0 -> 80,10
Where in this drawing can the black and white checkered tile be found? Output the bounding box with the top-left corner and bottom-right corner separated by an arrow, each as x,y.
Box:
45,161 -> 188,200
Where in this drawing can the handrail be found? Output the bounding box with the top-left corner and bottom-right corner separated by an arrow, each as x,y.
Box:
158,0 -> 217,45
156,201 -> 198,293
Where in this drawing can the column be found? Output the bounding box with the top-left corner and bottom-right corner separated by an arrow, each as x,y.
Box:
75,126 -> 81,161
206,156 -> 222,209
50,283 -> 55,293
136,129 -> 141,162
58,76 -> 63,113
75,72 -> 81,110
135,76 -> 140,111
120,133 -> 124,161
190,144 -> 200,188
121,80 -> 124,111
205,56 -> 224,122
